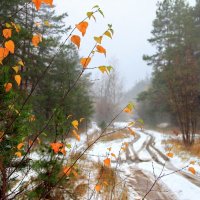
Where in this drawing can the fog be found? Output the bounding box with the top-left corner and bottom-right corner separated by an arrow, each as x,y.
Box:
54,0 -> 195,90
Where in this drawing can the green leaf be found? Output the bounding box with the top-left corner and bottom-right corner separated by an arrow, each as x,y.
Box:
92,5 -> 99,9
98,9 -> 104,17
66,144 -> 71,149
107,66 -> 113,72
137,118 -> 144,125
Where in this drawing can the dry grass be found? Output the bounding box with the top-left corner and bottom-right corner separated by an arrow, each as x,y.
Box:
94,163 -> 129,200
100,130 -> 130,142
162,138 -> 200,158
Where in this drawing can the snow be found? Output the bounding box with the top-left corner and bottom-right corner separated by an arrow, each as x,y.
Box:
88,122 -> 200,200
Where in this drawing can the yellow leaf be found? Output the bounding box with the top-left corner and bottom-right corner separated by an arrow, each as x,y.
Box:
12,66 -> 19,73
104,158 -> 111,167
18,60 -> 24,66
80,118 -> 85,123
95,184 -> 101,192
188,167 -> 196,175
80,57 -> 91,68
17,143 -> 24,150
166,152 -> 174,158
5,40 -> 15,54
67,114 -> 72,119
72,120 -> 79,130
5,23 -> 12,28
96,45 -> 106,56
72,130 -> 80,141
128,121 -> 135,127
76,21 -> 88,36
44,20 -> 50,26
71,35 -> 81,49
11,22 -> 20,33
87,12 -> 93,19
15,152 -> 22,158
94,36 -> 103,44
4,83 -> 12,92
104,31 -> 112,39
15,75 -> 21,86
98,66 -> 108,74
111,153 -> 116,158
3,29 -> 12,39
37,137 -> 41,144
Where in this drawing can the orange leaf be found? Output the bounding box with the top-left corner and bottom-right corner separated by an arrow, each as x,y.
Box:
76,21 -> 88,36
42,0 -> 53,6
80,57 -> 91,68
123,103 -> 134,114
4,83 -> 12,92
72,169 -> 78,177
32,0 -> 42,10
96,45 -> 106,56
29,115 -> 36,122
103,181 -> 108,186
95,184 -> 101,192
32,34 -> 42,47
166,152 -> 174,158
60,147 -> 66,155
188,167 -> 196,175
71,35 -> 81,49
3,29 -> 12,39
104,158 -> 111,167
107,147 -> 112,151
29,140 -> 33,146
128,128 -> 135,136
72,130 -> 80,141
50,143 -> 63,153
15,75 -> 21,86
5,40 -> 15,54
63,166 -> 71,176
17,143 -> 24,150
0,47 -> 9,63
15,152 -> 22,158
190,160 -> 196,165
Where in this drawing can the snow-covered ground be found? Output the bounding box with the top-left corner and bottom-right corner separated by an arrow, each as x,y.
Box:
86,122 -> 200,200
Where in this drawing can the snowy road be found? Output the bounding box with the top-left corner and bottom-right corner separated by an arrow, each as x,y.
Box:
88,123 -> 200,200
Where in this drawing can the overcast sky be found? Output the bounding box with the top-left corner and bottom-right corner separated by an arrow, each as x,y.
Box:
54,0 -> 195,90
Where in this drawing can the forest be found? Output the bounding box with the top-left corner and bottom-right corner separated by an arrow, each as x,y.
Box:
0,0 -> 200,199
